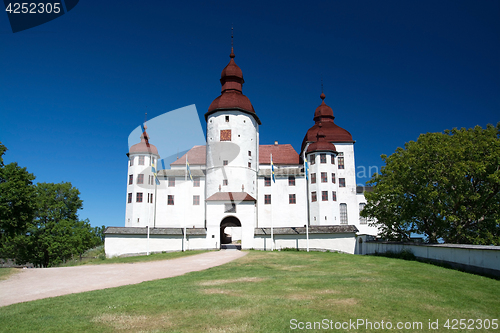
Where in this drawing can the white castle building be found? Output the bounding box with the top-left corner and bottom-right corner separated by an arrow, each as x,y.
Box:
104,48 -> 378,257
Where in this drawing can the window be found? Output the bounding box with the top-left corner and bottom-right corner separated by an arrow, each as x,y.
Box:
311,173 -> 316,184
338,157 -> 344,169
168,195 -> 174,205
223,179 -> 228,186
288,176 -> 295,186
127,193 -> 132,203
193,195 -> 200,205
332,191 -> 337,201
150,193 -> 154,204
264,177 -> 271,186
359,203 -> 367,224
289,194 -> 296,204
220,129 -> 231,141
223,160 -> 228,166
224,203 -> 236,213
130,157 -> 134,166
265,194 -> 271,204
136,192 -> 143,203
148,193 -> 154,204
248,162 -> 251,168
331,155 -> 335,164
139,156 -> 145,165
332,173 -> 336,183
340,203 -> 348,224
321,172 -> 327,183
322,191 -> 328,201
129,174 -> 133,185
309,154 -> 315,165
225,115 -> 229,122
311,191 -> 317,202
168,177 -> 175,187
193,177 -> 200,187
137,174 -> 144,184
320,153 -> 326,163
248,151 -> 251,156
339,178 -> 346,187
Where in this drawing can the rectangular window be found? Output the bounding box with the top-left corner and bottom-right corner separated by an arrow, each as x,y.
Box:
168,177 -> 175,187
309,154 -> 315,165
223,179 -> 228,186
168,195 -> 174,205
322,191 -> 328,201
225,115 -> 229,122
137,174 -> 144,184
129,174 -> 133,185
248,150 -> 251,156
332,191 -> 337,201
359,203 -> 367,224
339,178 -> 346,187
136,192 -> 143,203
264,177 -> 271,186
331,155 -> 335,164
311,191 -> 317,202
320,153 -> 326,163
321,172 -> 327,183
220,129 -> 231,141
265,194 -> 271,204
288,176 -> 295,186
193,177 -> 200,187
332,173 -> 336,183
248,162 -> 251,168
340,203 -> 348,224
130,157 -> 134,166
224,203 -> 236,213
139,156 -> 145,165
289,194 -> 296,204
193,195 -> 200,205
223,160 -> 228,166
311,173 -> 316,184
338,157 -> 344,169
127,193 -> 132,203
150,193 -> 154,204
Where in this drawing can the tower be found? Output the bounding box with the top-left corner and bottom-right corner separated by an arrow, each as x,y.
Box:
204,47 -> 261,199
125,125 -> 160,227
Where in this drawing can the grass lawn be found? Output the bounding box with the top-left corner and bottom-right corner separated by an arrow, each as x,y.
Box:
0,250 -> 498,332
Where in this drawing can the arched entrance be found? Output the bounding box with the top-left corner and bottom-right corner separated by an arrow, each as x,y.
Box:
220,216 -> 241,246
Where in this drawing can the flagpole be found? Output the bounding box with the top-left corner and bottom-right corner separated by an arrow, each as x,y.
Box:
303,144 -> 311,252
270,153 -> 274,251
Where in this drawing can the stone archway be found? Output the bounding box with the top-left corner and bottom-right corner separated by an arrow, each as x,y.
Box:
220,216 -> 241,246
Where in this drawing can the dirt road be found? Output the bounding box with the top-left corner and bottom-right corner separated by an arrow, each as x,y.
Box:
0,250 -> 246,307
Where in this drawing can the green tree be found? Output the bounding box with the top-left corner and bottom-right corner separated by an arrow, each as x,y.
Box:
0,143 -> 37,258
362,123 -> 500,245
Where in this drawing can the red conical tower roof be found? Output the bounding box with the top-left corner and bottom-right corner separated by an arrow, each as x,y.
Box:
306,123 -> 338,154
301,92 -> 353,155
206,47 -> 261,125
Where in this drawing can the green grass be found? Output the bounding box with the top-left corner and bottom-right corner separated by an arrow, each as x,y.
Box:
0,251 -> 498,332
0,268 -> 19,281
60,249 -> 209,267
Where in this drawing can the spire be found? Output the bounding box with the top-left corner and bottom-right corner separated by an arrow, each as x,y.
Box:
230,25 -> 235,58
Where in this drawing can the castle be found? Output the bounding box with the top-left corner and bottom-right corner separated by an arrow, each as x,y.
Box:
104,47 -> 378,257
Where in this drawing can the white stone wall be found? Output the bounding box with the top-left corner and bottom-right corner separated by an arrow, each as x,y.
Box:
206,111 -> 259,199
253,233 -> 356,253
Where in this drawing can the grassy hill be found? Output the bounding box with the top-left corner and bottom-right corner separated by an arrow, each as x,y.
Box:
0,250 -> 498,332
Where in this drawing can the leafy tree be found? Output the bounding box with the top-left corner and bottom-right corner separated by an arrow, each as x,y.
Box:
362,123 -> 500,245
0,143 -> 37,258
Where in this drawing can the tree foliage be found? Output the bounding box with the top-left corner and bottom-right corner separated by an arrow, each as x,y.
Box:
361,123 -> 500,245
0,144 -> 104,267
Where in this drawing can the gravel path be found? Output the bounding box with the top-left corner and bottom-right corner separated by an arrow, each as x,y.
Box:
0,250 -> 247,307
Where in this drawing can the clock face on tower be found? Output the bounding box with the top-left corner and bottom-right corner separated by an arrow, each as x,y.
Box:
220,129 -> 231,141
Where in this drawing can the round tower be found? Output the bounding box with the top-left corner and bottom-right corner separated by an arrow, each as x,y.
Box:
204,47 -> 261,199
305,118 -> 339,225
125,125 -> 160,227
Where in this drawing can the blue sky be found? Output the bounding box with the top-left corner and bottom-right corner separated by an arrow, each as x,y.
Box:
1,1 -> 498,228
